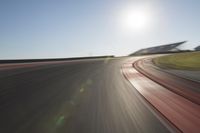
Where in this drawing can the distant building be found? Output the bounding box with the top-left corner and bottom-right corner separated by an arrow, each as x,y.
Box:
194,46 -> 200,51
130,41 -> 186,55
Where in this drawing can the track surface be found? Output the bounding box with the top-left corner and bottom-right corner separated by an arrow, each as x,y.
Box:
0,57 -> 171,133
123,57 -> 200,133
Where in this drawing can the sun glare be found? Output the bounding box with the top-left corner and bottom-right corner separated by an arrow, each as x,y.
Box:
120,6 -> 151,32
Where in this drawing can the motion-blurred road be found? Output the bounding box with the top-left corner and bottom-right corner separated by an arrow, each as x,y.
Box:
0,57 -> 172,133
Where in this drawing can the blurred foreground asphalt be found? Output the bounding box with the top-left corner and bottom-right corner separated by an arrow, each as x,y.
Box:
0,57 -> 170,133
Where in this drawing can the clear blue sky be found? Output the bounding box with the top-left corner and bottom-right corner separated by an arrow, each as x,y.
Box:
0,0 -> 200,59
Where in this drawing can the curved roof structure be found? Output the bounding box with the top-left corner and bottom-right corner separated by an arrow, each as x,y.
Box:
130,41 -> 186,55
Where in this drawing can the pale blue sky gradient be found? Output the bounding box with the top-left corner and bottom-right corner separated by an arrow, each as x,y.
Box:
0,0 -> 200,59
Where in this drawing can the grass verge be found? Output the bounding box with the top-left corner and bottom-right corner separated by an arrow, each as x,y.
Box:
153,52 -> 200,70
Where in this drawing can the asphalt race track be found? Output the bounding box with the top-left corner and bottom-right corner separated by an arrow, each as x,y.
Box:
0,57 -> 173,133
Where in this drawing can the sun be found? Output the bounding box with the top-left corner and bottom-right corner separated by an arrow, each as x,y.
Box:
120,6 -> 151,32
